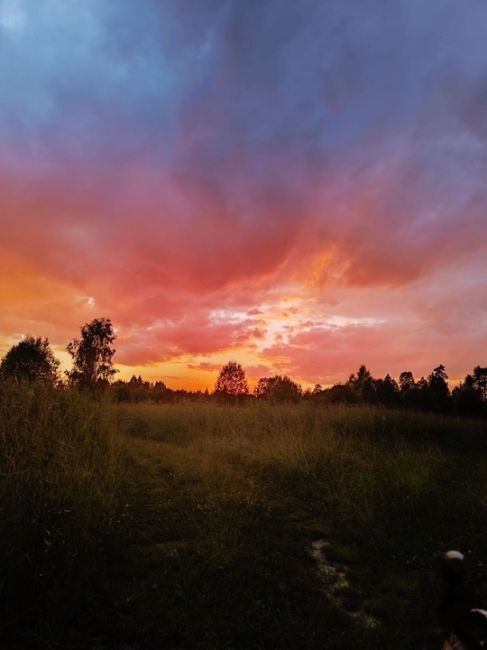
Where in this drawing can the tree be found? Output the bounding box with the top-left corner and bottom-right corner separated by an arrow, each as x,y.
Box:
0,336 -> 59,385
375,374 -> 399,406
153,380 -> 169,403
254,376 -> 272,398
428,364 -> 450,411
471,366 -> 487,401
214,362 -> 248,398
452,377 -> 484,417
348,365 -> 377,403
254,375 -> 302,402
399,371 -> 415,393
66,318 -> 117,388
452,366 -> 487,417
126,375 -> 151,402
325,383 -> 356,404
411,377 -> 433,410
348,365 -> 372,386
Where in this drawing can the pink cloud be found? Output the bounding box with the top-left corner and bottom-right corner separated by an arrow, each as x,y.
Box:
186,361 -> 222,372
1,140 -> 487,386
115,314 -> 265,365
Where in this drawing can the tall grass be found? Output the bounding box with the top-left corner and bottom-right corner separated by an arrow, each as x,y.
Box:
113,401 -> 486,648
1,394 -> 485,648
117,400 -> 487,561
120,403 -> 487,592
0,381 -> 124,647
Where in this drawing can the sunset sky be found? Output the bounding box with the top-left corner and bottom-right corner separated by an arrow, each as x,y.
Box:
1,0 -> 487,390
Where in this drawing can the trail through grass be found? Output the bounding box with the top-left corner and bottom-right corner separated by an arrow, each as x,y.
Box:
108,402 -> 486,649
1,394 -> 486,648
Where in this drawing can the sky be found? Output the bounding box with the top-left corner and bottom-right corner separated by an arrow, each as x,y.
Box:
1,0 -> 486,390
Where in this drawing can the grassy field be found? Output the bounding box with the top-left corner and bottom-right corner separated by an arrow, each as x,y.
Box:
1,386 -> 486,649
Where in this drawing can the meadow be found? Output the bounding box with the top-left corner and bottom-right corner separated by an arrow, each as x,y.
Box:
1,383 -> 486,649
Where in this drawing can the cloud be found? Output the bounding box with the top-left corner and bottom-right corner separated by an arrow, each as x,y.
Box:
1,0 -> 487,384
186,361 -> 222,373
114,313 -> 265,365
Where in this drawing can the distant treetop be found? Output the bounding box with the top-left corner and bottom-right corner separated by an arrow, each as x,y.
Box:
254,375 -> 302,402
214,362 -> 249,398
0,336 -> 60,385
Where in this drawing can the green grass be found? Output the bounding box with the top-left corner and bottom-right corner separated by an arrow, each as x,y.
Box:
1,391 -> 486,648
0,382 -> 125,649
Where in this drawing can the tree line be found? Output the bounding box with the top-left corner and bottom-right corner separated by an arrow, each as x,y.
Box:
0,317 -> 486,417
211,360 -> 487,417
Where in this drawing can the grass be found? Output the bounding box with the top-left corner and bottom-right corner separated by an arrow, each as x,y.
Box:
1,390 -> 486,648
0,382 -> 125,649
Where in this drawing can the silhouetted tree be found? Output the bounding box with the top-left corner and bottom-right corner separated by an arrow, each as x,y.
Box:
375,374 -> 399,406
452,366 -> 487,417
66,318 -> 117,388
112,380 -> 131,402
471,366 -> 487,401
254,375 -> 302,402
399,371 -> 415,393
112,377 -> 172,403
428,364 -> 450,411
348,365 -> 377,403
0,337 -> 59,385
324,383 -> 357,404
127,375 -> 151,401
214,362 -> 248,399
452,375 -> 483,417
153,380 -> 169,402
412,377 -> 432,410
348,365 -> 371,386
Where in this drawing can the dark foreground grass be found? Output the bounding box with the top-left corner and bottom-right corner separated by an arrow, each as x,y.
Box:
1,390 -> 486,649
0,382 -> 125,649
